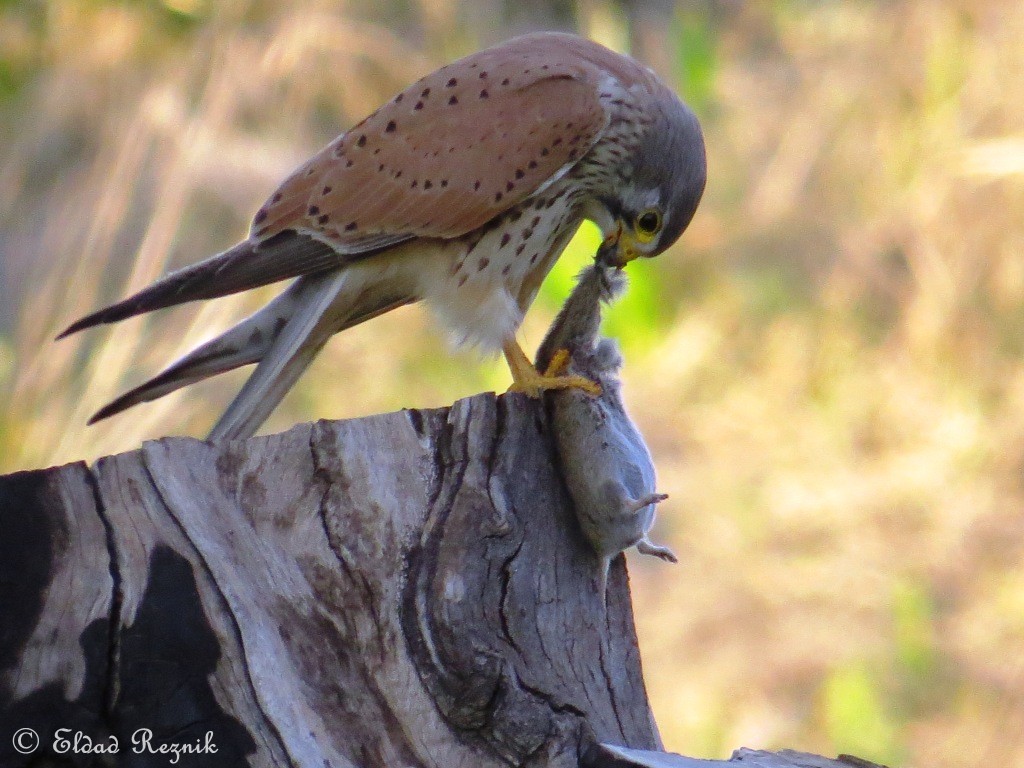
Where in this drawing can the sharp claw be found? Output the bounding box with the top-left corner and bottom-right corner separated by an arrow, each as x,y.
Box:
572,376 -> 602,397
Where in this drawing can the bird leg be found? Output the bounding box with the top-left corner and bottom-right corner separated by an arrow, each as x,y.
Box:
502,339 -> 601,398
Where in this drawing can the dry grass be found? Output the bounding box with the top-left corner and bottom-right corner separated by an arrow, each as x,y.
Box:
2,1 -> 1023,765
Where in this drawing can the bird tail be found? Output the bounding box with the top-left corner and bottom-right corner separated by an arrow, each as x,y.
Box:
88,271 -> 413,441
56,233 -> 346,339
206,271 -> 347,443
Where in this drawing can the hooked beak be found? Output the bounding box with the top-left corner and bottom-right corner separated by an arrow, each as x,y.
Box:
595,223 -> 641,269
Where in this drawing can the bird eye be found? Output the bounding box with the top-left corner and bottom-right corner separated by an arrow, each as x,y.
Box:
634,209 -> 662,242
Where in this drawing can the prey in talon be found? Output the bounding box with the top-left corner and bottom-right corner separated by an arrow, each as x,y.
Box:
504,339 -> 601,399
58,33 -> 704,441
538,264 -> 678,601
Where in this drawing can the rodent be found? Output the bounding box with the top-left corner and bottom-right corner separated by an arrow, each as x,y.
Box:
536,264 -> 677,600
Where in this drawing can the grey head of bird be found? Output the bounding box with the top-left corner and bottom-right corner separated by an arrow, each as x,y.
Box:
591,91 -> 707,269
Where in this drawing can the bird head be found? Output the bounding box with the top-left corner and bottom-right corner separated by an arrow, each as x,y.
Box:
591,93 -> 706,269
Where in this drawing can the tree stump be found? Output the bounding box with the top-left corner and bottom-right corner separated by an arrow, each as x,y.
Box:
0,393 -> 886,768
0,393 -> 660,767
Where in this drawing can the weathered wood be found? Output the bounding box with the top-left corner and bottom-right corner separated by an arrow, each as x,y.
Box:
0,393 -> 664,767
585,745 -> 888,768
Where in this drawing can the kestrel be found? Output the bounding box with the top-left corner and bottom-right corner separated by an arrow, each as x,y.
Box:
59,32 -> 706,441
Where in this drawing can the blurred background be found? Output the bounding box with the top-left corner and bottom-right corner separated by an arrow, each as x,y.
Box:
2,0 -> 1023,764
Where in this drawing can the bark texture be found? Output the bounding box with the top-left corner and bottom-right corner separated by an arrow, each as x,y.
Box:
0,393 -> 660,768
585,745 -> 888,768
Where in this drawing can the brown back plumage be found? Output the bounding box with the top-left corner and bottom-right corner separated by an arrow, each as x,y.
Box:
249,33 -> 632,247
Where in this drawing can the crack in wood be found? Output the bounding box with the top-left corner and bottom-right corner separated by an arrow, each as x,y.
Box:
84,464 -> 123,720
3,395 -> 665,768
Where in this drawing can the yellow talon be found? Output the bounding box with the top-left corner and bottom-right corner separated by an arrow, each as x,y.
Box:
544,348 -> 572,377
502,341 -> 601,398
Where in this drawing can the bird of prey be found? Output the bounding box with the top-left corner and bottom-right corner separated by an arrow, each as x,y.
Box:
59,31 -> 706,442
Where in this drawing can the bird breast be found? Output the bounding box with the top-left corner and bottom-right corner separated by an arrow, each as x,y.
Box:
417,183 -> 582,351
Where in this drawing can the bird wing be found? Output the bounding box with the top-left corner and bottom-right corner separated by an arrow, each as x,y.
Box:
59,38 -> 612,339
251,41 -> 611,247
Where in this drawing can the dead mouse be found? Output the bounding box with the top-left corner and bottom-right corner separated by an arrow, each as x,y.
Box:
536,264 -> 677,599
